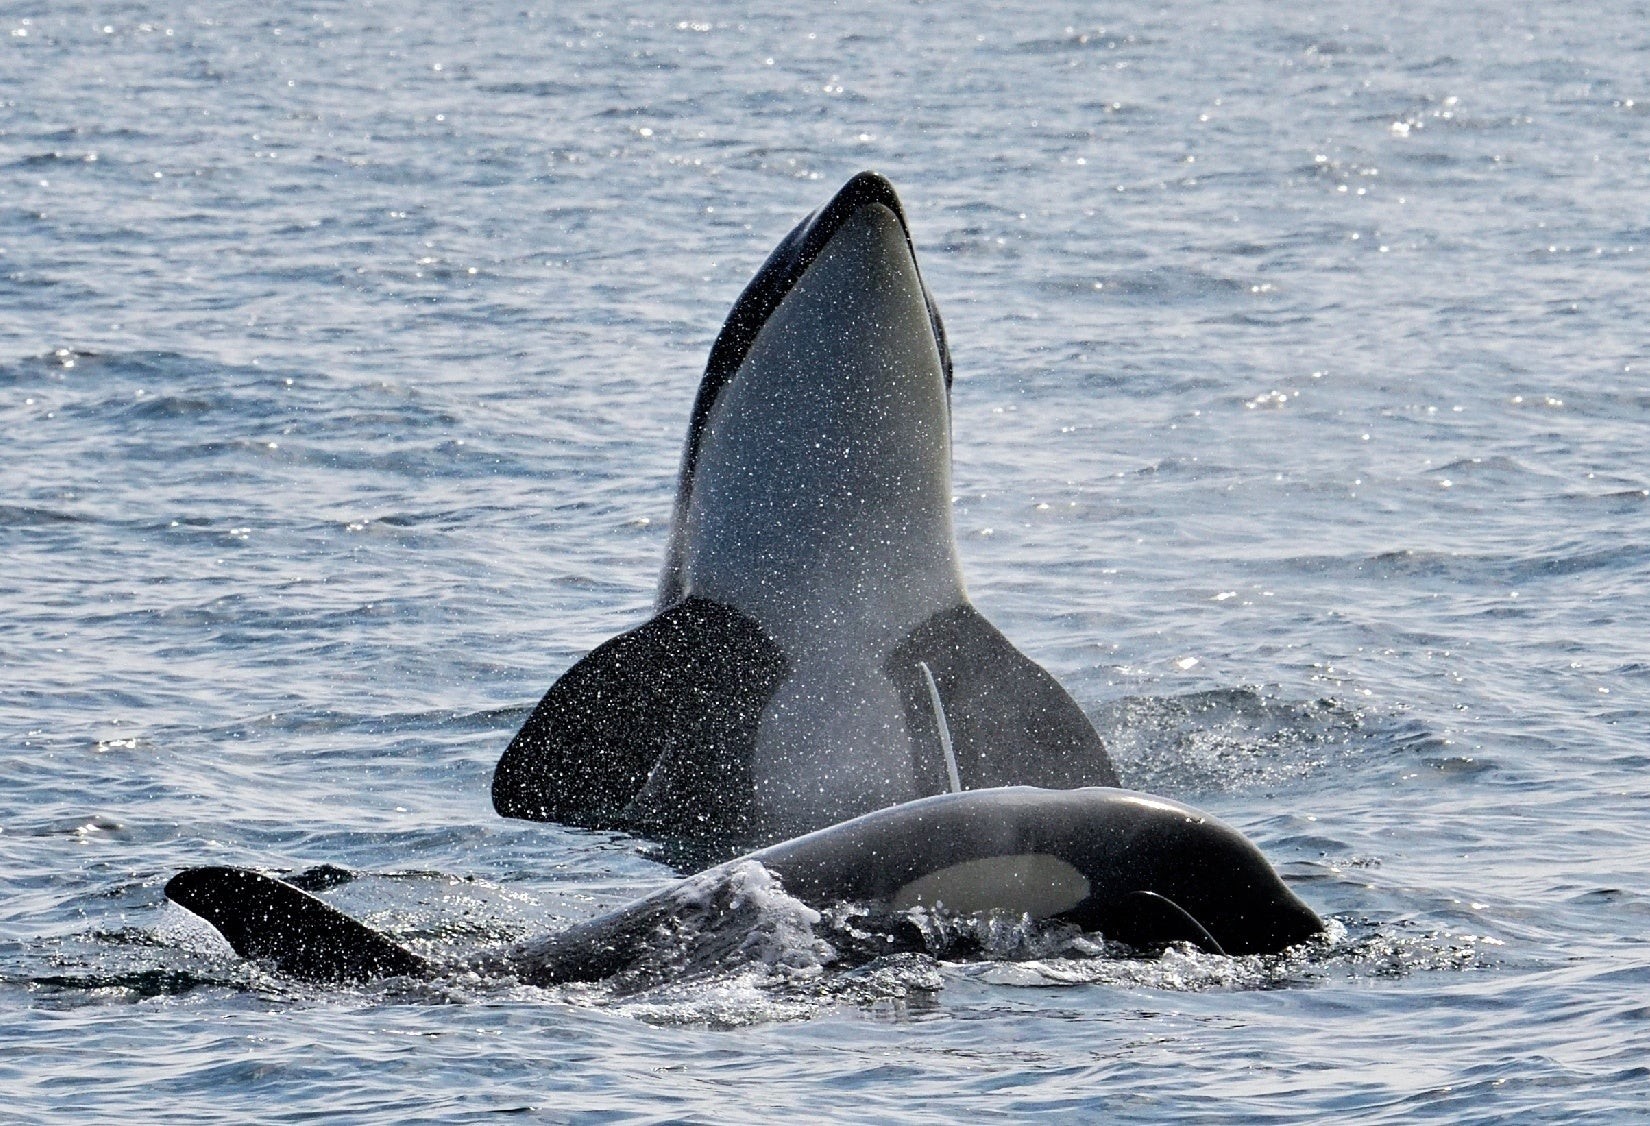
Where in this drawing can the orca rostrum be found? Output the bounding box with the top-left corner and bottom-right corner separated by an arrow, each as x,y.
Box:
492,173 -> 1118,847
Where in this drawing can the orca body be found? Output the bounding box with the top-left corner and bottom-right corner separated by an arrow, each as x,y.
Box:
493,173 -> 1117,847
164,787 -> 1323,986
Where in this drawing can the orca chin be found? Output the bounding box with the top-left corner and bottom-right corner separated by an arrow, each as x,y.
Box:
165,787 -> 1324,986
493,172 -> 1118,848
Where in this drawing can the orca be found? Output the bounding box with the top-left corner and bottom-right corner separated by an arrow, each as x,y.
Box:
493,172 -> 1118,847
164,786 -> 1323,985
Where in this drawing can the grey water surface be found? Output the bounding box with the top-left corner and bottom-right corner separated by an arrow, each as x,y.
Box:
3,0 -> 1648,1120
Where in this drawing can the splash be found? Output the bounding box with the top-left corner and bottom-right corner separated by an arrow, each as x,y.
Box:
1089,687 -> 1431,794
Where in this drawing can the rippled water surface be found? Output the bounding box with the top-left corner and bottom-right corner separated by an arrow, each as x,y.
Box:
4,0 -> 1648,1120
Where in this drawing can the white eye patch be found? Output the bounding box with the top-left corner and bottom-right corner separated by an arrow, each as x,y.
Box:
890,854 -> 1090,917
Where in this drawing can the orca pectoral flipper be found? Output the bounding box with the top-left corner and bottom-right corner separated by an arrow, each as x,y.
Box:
492,596 -> 788,841
886,604 -> 1119,793
165,867 -> 431,983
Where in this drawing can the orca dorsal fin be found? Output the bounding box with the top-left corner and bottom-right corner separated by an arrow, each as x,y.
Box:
165,867 -> 431,983
885,603 -> 1117,795
492,596 -> 788,843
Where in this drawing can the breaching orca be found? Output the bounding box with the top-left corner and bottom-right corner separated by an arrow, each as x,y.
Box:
492,172 -> 1118,847
164,786 -> 1323,985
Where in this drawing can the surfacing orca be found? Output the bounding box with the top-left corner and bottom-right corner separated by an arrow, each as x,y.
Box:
493,172 -> 1117,847
165,786 -> 1323,985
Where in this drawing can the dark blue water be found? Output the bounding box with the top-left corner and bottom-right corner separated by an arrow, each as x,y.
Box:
4,0 -> 1648,1120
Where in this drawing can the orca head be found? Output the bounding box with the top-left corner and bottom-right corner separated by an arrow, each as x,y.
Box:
658,170 -> 964,642
752,788 -> 1323,956
1057,793 -> 1327,956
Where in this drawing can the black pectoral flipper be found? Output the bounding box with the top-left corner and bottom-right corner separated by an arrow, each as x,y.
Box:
165,867 -> 432,983
491,596 -> 789,841
886,603 -> 1118,793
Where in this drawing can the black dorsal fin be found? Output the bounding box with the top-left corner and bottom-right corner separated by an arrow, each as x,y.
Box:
165,867 -> 431,983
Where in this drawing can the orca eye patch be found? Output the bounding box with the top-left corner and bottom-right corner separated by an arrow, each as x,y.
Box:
891,853 -> 1091,918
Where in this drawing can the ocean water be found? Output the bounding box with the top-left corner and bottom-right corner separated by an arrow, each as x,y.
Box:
3,0 -> 1648,1120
